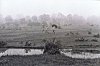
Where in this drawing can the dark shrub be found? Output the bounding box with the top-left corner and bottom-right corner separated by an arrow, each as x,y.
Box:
93,33 -> 100,38
75,37 -> 88,42
25,41 -> 32,46
88,31 -> 92,34
0,41 -> 7,47
43,42 -> 60,55
91,39 -> 98,42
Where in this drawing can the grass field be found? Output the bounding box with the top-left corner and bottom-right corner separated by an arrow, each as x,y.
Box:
0,27 -> 100,66
0,54 -> 100,66
0,27 -> 100,48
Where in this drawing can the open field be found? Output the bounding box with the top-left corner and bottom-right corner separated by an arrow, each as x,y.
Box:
0,26 -> 100,66
1,0 -> 100,65
0,24 -> 98,65
0,28 -> 100,48
0,54 -> 100,66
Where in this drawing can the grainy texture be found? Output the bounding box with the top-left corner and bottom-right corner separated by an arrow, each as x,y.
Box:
0,55 -> 100,66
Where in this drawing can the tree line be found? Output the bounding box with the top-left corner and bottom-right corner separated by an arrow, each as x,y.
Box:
0,13 -> 100,30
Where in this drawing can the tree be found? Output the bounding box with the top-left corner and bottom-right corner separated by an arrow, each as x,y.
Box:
5,15 -> 13,23
67,14 -> 73,24
25,16 -> 32,23
19,18 -> 25,24
39,14 -> 50,26
56,13 -> 66,25
31,16 -> 38,23
0,14 -> 4,24
73,15 -> 86,25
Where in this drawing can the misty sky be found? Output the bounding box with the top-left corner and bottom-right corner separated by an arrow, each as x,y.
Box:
0,0 -> 100,18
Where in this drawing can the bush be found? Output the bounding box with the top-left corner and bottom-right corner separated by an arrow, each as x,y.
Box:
93,34 -> 100,38
43,38 -> 61,55
91,39 -> 98,42
88,31 -> 92,34
43,42 -> 60,55
0,41 -> 7,47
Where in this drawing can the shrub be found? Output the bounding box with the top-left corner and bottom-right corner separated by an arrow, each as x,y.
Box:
43,38 -> 61,55
91,39 -> 98,42
0,41 -> 7,47
93,33 -> 100,38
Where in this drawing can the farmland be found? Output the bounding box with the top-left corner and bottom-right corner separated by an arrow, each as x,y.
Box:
0,54 -> 100,66
1,0 -> 100,65
0,26 -> 100,66
0,26 -> 100,48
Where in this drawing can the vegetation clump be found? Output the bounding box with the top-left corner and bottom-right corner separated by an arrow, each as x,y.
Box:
43,38 -> 61,55
0,41 -> 7,47
93,33 -> 100,38
91,39 -> 98,42
75,37 -> 88,42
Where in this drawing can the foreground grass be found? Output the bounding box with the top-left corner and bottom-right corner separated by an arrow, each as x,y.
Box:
0,54 -> 100,66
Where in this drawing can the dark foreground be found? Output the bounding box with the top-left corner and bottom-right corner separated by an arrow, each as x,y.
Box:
0,54 -> 100,66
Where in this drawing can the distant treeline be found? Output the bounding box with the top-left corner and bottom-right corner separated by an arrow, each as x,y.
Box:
0,13 -> 100,30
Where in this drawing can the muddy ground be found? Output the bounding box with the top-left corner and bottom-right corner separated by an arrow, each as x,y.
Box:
0,28 -> 100,66
0,54 -> 100,66
0,29 -> 100,49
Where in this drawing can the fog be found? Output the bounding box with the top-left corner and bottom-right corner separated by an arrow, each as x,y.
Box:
0,0 -> 100,18
0,0 -> 100,27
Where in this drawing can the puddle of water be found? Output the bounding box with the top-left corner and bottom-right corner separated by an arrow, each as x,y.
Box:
0,49 -> 100,59
61,51 -> 100,59
0,49 -> 44,57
